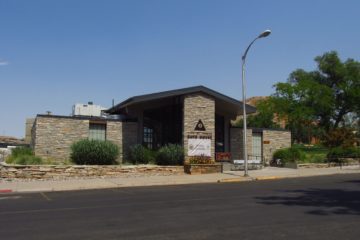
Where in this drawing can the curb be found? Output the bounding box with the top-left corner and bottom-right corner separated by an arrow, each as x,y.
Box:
217,178 -> 253,183
0,189 -> 13,193
255,176 -> 284,181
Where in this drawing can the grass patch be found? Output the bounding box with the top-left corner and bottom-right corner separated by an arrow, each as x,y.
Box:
292,144 -> 328,163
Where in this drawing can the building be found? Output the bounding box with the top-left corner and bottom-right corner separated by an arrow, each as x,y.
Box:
30,86 -> 291,163
72,102 -> 107,117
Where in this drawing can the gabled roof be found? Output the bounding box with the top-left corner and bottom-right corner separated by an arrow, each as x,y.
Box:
106,85 -> 256,114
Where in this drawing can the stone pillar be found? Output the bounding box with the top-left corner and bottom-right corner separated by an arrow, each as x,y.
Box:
230,128 -> 252,160
183,93 -> 215,161
106,121 -> 123,162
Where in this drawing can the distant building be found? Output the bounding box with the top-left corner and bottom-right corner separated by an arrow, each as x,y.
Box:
72,102 -> 106,117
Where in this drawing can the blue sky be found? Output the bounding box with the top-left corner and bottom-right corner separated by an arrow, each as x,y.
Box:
0,0 -> 359,138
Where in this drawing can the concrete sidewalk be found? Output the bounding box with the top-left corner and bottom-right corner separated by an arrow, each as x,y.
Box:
1,165 -> 359,193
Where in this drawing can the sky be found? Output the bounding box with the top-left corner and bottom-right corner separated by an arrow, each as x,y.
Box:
0,0 -> 359,138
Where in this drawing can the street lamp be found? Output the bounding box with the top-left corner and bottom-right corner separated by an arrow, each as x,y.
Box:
241,29 -> 271,177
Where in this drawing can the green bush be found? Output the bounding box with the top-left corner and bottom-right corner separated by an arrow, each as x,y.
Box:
11,147 -> 33,157
6,146 -> 43,165
9,155 -> 43,165
70,139 -> 119,165
188,155 -> 213,164
273,147 -> 305,165
327,147 -> 360,162
156,144 -> 184,165
128,144 -> 156,164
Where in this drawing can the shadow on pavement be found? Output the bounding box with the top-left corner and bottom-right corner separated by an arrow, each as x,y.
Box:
255,187 -> 360,216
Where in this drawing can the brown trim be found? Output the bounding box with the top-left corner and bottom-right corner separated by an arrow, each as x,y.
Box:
89,120 -> 107,125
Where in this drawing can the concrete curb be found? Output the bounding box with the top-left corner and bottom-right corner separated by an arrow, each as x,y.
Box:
0,189 -> 13,193
255,176 -> 284,181
217,178 -> 253,183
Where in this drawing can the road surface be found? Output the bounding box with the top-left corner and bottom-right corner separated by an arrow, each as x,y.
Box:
1,174 -> 359,239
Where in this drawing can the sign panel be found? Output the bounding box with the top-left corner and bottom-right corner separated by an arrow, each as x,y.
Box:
215,152 -> 231,161
188,138 -> 211,157
194,119 -> 206,131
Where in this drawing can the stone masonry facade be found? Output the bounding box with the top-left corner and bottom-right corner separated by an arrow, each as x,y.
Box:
31,115 -> 137,163
183,93 -> 215,161
230,128 -> 291,163
262,129 -> 291,163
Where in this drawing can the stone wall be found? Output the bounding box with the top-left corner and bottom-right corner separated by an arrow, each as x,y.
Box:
24,118 -> 35,144
229,128 -> 291,163
106,121 -> 123,162
263,130 -> 291,163
183,93 -> 215,161
33,116 -> 89,162
0,163 -> 183,179
230,128 -> 252,160
32,115 -> 138,163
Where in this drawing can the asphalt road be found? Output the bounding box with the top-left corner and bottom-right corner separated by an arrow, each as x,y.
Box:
1,174 -> 360,240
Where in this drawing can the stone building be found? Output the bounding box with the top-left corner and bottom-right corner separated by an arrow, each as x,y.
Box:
30,86 -> 291,163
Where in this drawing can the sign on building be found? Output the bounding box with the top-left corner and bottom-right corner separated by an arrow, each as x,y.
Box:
188,138 -> 211,157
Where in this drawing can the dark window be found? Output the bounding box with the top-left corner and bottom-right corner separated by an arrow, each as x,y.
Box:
89,123 -> 106,141
143,126 -> 153,149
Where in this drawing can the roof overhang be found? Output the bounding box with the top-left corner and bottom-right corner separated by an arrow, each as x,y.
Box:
105,85 -> 256,115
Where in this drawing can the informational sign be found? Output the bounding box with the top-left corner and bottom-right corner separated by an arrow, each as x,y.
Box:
194,119 -> 206,131
215,152 -> 231,161
263,140 -> 270,144
188,138 -> 211,157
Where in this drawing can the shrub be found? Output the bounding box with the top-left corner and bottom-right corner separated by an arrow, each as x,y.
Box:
70,139 -> 119,165
11,147 -> 33,158
6,146 -> 43,165
327,147 -> 360,162
323,128 -> 357,148
156,144 -> 184,165
272,147 -> 305,165
188,155 -> 213,164
128,144 -> 156,164
9,155 -> 43,165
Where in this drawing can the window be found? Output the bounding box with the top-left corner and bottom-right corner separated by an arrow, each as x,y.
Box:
143,126 -> 153,149
89,123 -> 106,141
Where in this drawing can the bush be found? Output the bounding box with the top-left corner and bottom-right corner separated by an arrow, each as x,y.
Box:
272,147 -> 305,165
323,128 -> 357,148
128,144 -> 156,164
327,147 -> 360,162
70,139 -> 119,165
156,144 -> 184,165
11,147 -> 33,158
188,155 -> 213,164
6,146 -> 43,165
9,155 -> 43,165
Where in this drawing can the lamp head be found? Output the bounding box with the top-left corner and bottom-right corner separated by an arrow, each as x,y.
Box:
258,29 -> 271,38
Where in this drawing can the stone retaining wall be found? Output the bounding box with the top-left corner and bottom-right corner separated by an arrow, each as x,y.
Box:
0,163 -> 183,179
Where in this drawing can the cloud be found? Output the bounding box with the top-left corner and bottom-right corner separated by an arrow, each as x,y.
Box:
0,59 -> 9,66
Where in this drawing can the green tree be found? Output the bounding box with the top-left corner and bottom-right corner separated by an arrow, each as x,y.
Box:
272,51 -> 360,143
233,98 -> 280,129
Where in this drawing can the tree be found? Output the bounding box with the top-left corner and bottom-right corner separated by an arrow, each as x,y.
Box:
234,98 -> 280,129
272,51 -> 360,143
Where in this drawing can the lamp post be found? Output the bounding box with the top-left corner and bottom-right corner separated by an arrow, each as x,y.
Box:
242,29 -> 271,177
